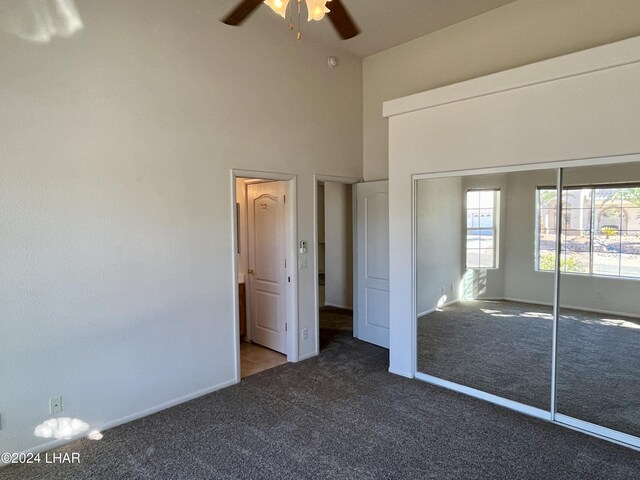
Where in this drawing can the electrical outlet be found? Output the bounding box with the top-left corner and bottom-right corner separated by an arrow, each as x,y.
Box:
49,396 -> 62,415
302,328 -> 308,340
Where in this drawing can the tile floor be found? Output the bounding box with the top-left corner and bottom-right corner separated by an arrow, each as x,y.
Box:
240,341 -> 287,378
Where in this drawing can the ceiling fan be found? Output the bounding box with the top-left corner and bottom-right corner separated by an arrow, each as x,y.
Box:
222,0 -> 360,40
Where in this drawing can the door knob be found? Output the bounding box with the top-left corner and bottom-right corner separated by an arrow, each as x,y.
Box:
248,269 -> 255,276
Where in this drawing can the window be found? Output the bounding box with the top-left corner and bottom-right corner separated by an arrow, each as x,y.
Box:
535,185 -> 640,278
466,189 -> 499,269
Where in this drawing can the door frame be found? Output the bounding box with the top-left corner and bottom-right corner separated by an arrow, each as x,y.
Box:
313,174 -> 361,356
231,169 -> 298,382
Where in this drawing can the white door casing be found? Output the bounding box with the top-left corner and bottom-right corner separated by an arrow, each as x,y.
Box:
355,181 -> 390,348
247,181 -> 287,354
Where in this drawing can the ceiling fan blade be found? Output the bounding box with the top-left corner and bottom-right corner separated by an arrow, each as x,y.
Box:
327,0 -> 360,40
221,0 -> 263,26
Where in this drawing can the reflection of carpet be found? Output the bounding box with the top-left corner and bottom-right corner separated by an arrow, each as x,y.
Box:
417,300 -> 640,438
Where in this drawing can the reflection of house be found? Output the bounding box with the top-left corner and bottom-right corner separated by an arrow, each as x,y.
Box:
538,186 -> 640,276
467,211 -> 494,233
539,188 -> 640,234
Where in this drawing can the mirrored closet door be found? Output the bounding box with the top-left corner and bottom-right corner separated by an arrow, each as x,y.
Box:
556,162 -> 640,440
415,159 -> 640,448
415,168 -> 558,412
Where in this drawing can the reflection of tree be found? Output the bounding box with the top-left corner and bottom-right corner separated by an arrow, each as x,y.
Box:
538,190 -> 557,207
601,226 -> 618,239
539,251 -> 584,272
614,187 -> 640,207
601,187 -> 640,208
599,187 -> 640,227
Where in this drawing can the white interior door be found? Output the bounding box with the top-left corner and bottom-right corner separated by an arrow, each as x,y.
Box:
247,181 -> 287,354
355,181 -> 390,348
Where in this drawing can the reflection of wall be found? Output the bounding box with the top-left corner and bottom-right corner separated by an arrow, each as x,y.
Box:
324,183 -> 353,309
416,177 -> 462,315
502,170 -> 558,305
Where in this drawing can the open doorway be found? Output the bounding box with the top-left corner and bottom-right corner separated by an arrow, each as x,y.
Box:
233,173 -> 296,379
315,176 -> 359,352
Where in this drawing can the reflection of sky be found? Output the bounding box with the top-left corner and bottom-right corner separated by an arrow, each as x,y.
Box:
0,0 -> 83,42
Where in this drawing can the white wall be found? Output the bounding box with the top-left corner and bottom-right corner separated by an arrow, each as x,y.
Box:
323,182 -> 352,309
363,0 -> 640,181
0,0 -> 362,455
415,177 -> 462,315
386,37 -> 640,377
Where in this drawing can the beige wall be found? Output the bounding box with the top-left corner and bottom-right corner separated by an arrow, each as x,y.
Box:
363,0 -> 640,181
0,0 -> 362,454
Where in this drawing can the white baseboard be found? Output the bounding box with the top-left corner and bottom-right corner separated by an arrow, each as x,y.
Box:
296,351 -> 318,362
503,297 -> 640,320
388,366 -> 414,378
417,299 -> 459,318
11,378 -> 238,461
322,303 -> 353,311
419,296 -> 640,321
502,297 -> 554,308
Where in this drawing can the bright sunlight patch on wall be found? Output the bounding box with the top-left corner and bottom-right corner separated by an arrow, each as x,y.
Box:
0,0 -> 83,43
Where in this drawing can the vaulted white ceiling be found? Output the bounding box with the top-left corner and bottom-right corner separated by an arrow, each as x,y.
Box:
218,0 -> 516,57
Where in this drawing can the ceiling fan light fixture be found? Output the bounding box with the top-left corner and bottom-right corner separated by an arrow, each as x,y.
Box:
223,0 -> 356,40
305,0 -> 331,22
264,0 -> 290,18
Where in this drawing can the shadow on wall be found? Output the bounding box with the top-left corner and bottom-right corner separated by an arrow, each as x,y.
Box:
0,0 -> 83,43
460,269 -> 487,300
427,270 -> 488,313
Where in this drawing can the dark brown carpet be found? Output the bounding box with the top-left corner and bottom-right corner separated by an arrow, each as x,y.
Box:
3,307 -> 639,479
